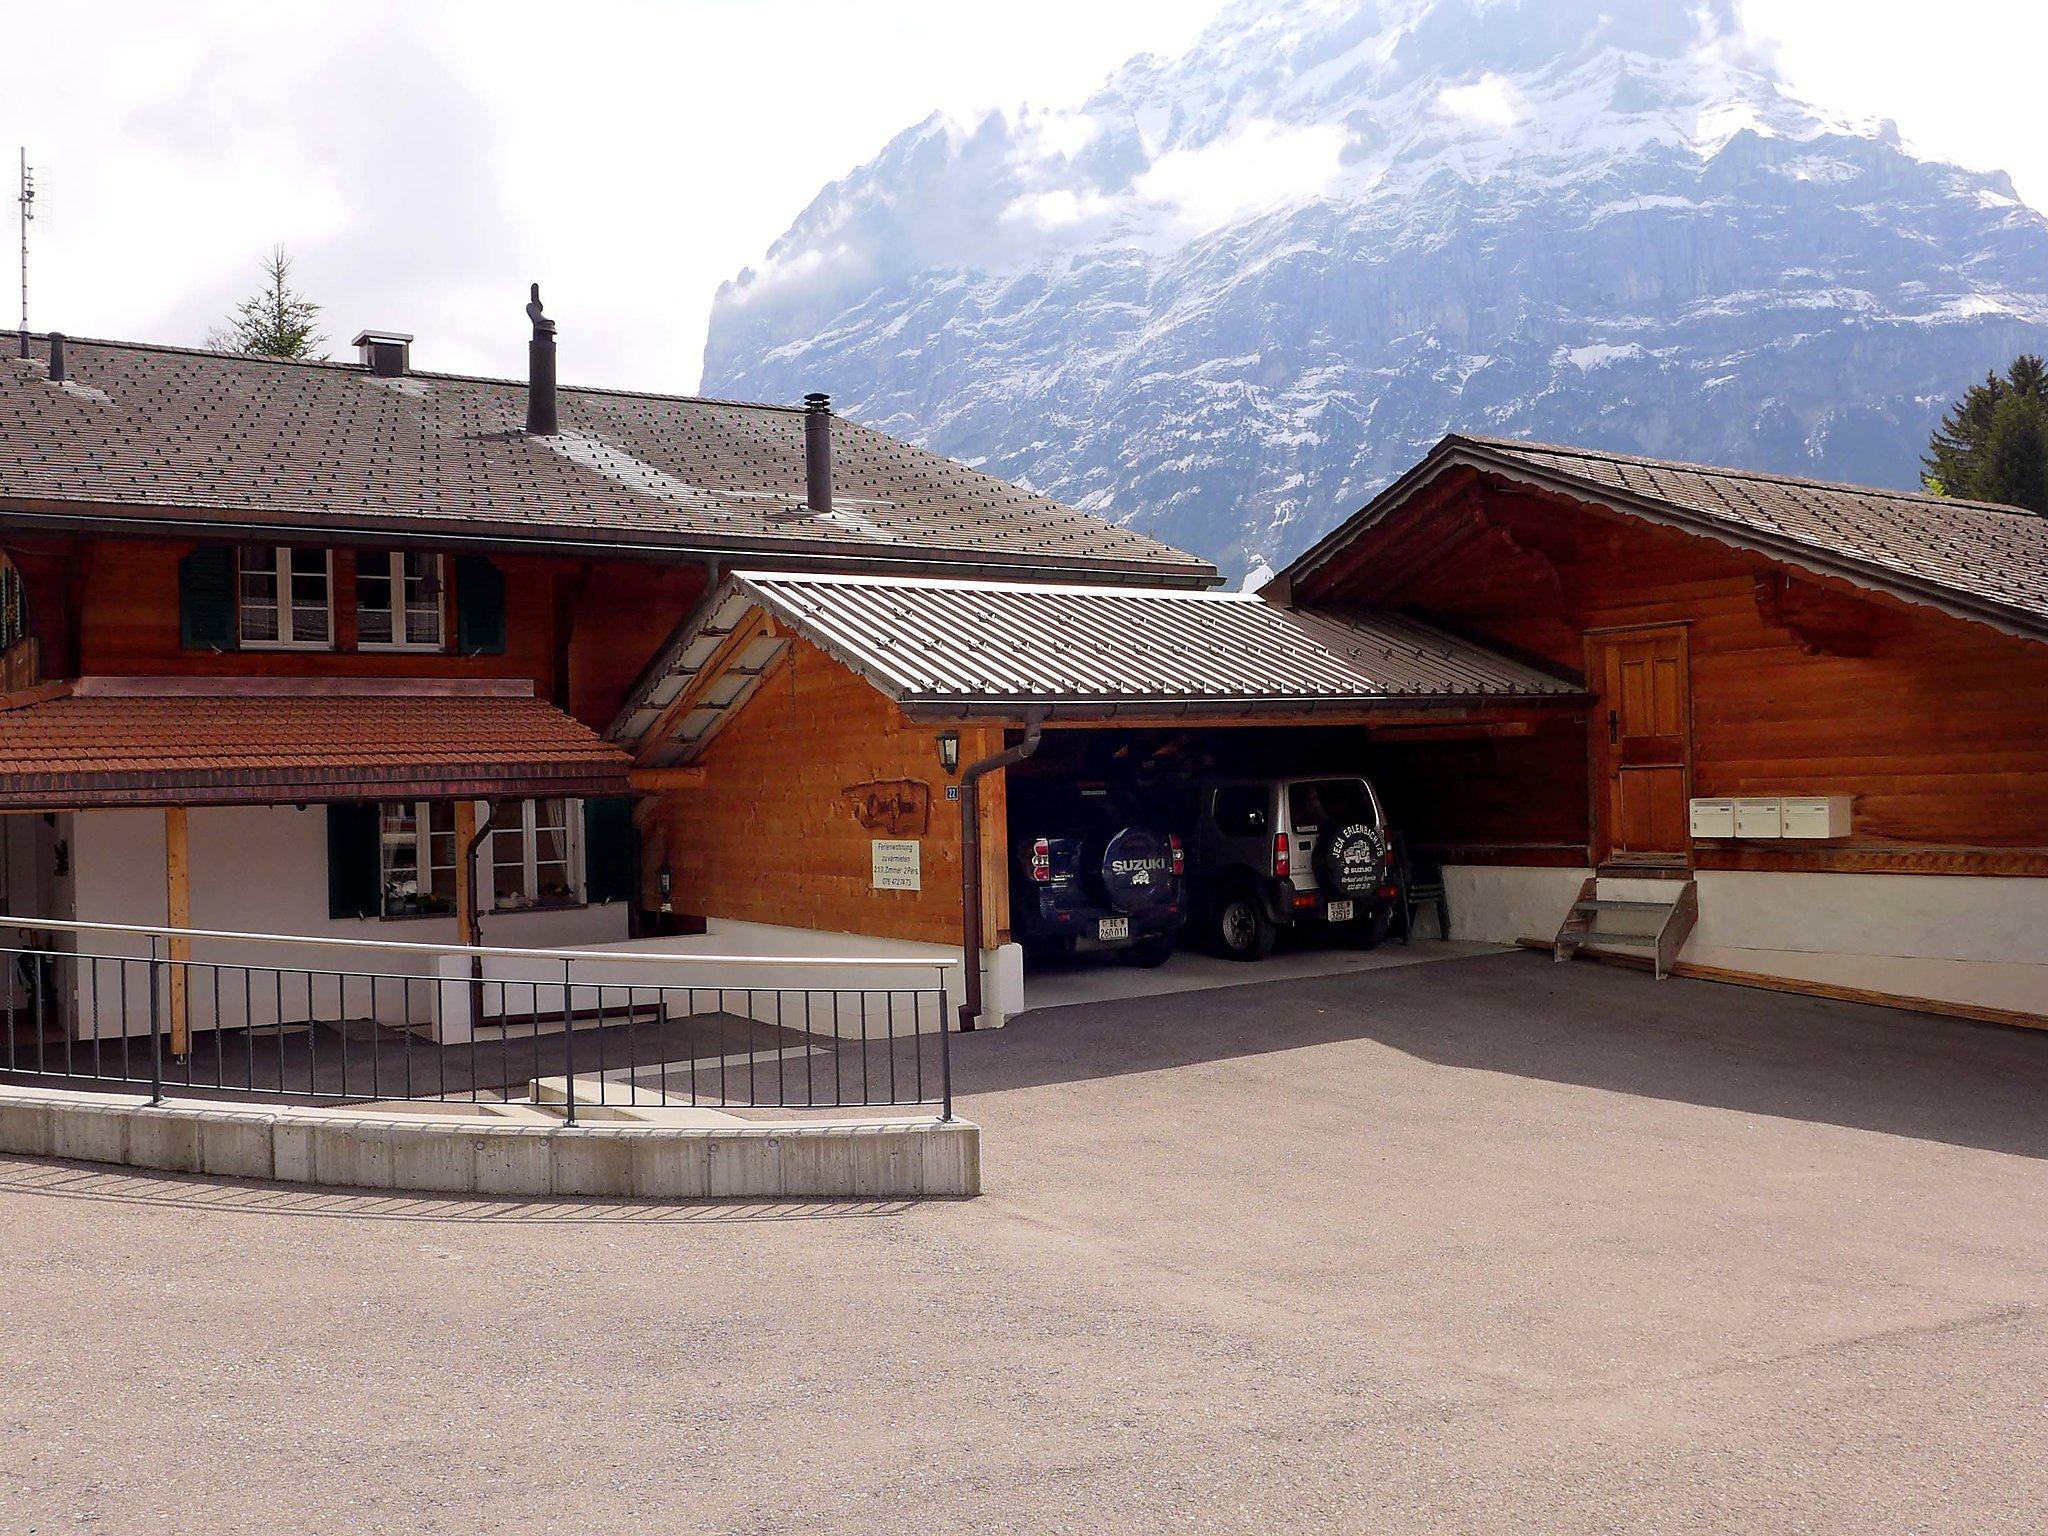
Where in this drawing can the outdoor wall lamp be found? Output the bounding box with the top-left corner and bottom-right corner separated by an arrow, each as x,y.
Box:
657,862 -> 674,913
937,731 -> 961,775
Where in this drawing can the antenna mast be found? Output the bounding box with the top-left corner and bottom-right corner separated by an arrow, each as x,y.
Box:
15,148 -> 32,359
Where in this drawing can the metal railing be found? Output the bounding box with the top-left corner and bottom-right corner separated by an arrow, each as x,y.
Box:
0,916 -> 958,1121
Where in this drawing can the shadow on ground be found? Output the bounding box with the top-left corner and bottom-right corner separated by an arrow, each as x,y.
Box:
958,949 -> 2048,1161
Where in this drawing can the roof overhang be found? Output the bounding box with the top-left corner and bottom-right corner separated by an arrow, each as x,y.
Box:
0,495 -> 1220,587
1278,435 -> 2048,644
608,571 -> 1585,762
0,677 -> 633,810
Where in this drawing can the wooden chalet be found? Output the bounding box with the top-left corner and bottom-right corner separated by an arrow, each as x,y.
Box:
2,312 -> 2041,1043
1271,434 -> 2048,1023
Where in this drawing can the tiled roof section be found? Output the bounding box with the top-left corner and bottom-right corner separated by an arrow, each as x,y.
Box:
0,334 -> 1211,580
1460,434 -> 2048,633
613,571 -> 1581,747
0,680 -> 631,807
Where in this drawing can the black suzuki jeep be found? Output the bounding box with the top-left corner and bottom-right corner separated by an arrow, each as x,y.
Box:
1009,783 -> 1186,968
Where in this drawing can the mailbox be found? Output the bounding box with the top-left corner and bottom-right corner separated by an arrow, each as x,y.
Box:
1689,798 -> 1736,838
1782,796 -> 1853,840
1734,797 -> 1784,838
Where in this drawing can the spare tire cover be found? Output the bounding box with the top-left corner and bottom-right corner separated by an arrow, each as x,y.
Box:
1098,827 -> 1179,915
1313,822 -> 1384,896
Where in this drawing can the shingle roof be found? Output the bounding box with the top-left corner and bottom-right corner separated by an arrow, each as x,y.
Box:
1285,433 -> 2048,639
0,333 -> 1212,582
612,571 -> 1581,751
0,677 -> 631,808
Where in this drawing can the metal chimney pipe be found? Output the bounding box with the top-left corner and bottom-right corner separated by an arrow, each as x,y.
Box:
804,392 -> 833,514
46,331 -> 63,383
525,284 -> 558,437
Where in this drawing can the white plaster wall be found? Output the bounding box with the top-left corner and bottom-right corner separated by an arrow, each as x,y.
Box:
1445,863 -> 2048,1019
432,917 -> 977,1042
68,807 -> 629,1039
1442,865 -> 1591,950
1685,871 -> 2048,1017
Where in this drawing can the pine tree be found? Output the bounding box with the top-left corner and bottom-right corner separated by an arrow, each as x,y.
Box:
1923,355 -> 2048,514
207,246 -> 326,360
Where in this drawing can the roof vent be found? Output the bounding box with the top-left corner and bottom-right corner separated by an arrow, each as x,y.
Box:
804,392 -> 833,515
525,284 -> 557,437
47,332 -> 64,384
352,330 -> 413,377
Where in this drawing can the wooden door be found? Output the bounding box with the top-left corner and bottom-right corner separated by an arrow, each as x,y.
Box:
1588,626 -> 1692,866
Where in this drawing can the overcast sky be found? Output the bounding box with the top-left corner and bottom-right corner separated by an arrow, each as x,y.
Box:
4,1 -> 2042,396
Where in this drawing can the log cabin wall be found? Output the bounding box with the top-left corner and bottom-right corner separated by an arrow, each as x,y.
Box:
1303,472 -> 2048,877
641,637 -> 1005,946
2,534 -> 692,735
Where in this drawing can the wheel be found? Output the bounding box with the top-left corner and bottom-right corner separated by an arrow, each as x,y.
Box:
1023,934 -> 1078,967
1335,904 -> 1396,951
1212,891 -> 1277,962
1115,931 -> 1177,968
1312,821 -> 1386,900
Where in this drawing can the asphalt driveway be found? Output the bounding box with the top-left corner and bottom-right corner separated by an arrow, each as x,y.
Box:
3,950 -> 2045,1533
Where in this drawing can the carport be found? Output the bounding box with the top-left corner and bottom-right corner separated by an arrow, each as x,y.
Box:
608,571 -> 1585,1024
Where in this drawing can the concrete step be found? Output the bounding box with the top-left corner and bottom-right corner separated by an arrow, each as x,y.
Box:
1575,899 -> 1678,914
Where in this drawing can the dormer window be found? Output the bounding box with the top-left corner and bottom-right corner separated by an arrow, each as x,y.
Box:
356,551 -> 445,650
238,545 -> 332,649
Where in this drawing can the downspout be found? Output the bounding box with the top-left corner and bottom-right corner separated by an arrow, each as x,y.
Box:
956,713 -> 1045,1033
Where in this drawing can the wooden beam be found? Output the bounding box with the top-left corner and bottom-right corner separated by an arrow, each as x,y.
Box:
1516,938 -> 2047,1033
972,728 -> 1010,951
630,766 -> 710,792
631,610 -> 775,766
163,806 -> 190,1058
452,798 -> 479,946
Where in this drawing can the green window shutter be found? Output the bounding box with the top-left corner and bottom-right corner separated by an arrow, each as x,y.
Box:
326,803 -> 384,920
582,796 -> 638,905
178,545 -> 240,651
455,554 -> 506,655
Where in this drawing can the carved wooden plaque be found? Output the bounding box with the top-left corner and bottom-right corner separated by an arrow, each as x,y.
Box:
841,779 -> 931,838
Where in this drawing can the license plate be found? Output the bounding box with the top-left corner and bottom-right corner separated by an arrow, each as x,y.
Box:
1327,900 -> 1355,923
1097,917 -> 1130,942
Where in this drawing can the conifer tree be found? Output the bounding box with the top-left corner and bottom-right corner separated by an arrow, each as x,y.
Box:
208,246 -> 326,360
1924,355 -> 2048,514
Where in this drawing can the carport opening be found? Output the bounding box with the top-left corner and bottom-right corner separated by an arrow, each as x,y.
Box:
999,714 -> 1588,974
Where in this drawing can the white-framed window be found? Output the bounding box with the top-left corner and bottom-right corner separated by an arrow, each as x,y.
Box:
489,798 -> 582,912
356,550 -> 445,650
238,544 -> 332,648
378,801 -> 460,919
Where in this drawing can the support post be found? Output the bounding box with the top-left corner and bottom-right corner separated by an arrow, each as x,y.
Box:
163,805 -> 190,1058
454,799 -> 482,1035
956,714 -> 1044,1036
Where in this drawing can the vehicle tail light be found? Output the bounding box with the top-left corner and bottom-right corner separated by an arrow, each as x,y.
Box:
1030,838 -> 1051,883
1168,834 -> 1185,876
1273,833 -> 1290,880
1378,883 -> 1399,900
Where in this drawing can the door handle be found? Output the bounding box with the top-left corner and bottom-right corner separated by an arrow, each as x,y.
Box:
1607,709 -> 1619,745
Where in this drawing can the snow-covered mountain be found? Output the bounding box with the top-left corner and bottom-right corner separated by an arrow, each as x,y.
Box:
702,0 -> 2048,577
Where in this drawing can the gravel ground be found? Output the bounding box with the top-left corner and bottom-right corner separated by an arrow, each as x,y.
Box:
3,949 -> 2045,1534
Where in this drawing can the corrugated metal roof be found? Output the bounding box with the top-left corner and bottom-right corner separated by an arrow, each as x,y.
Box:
0,335 -> 1213,582
1285,432 -> 2048,639
610,572 -> 1581,750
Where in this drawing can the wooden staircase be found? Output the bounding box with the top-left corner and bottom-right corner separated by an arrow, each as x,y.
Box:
1553,876 -> 1699,980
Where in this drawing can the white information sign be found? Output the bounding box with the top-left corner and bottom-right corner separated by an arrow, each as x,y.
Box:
871,839 -> 922,892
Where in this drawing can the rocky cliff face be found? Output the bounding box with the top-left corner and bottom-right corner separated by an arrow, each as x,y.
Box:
703,0 -> 2048,578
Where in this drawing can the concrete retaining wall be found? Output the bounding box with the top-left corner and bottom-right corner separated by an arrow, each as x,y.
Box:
0,1086 -> 979,1200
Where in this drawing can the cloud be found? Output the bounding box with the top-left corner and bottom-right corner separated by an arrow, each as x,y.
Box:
1134,119 -> 1348,228
1435,72 -> 1525,130
1001,188 -> 1118,230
